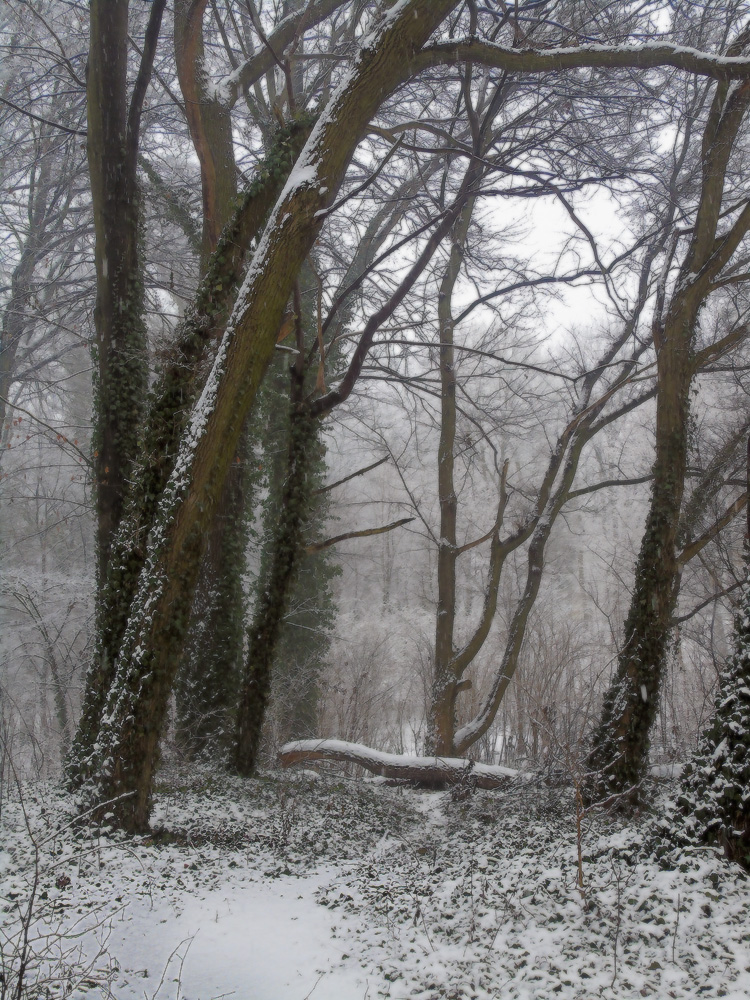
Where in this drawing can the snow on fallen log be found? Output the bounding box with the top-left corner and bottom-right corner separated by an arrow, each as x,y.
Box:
278,739 -> 523,789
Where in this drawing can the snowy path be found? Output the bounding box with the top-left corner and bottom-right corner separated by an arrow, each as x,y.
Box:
82,869 -> 371,1000
3,773 -> 750,1000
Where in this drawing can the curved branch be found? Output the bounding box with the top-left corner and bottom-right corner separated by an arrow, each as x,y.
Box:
415,40 -> 750,81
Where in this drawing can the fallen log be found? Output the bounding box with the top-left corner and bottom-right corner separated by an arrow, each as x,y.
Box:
278,738 -> 522,789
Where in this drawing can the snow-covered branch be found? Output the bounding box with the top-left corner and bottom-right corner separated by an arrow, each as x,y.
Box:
279,739 -> 521,788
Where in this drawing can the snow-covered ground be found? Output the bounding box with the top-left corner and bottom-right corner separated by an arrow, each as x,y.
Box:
1,767 -> 749,999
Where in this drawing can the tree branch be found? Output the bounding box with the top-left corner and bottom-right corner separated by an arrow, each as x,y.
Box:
677,491 -> 748,567
415,40 -> 750,81
305,517 -> 415,553
313,455 -> 389,495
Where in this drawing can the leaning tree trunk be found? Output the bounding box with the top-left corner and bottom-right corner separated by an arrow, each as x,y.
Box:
67,119 -> 313,777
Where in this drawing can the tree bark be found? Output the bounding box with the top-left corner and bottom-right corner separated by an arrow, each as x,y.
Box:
586,68 -> 750,803
428,196 -> 476,755
173,0 -> 251,760
67,119 -> 314,778
88,0 -> 165,592
234,393 -> 319,775
72,0 -> 460,831
174,0 -> 238,269
279,738 -> 519,788
664,440 -> 750,867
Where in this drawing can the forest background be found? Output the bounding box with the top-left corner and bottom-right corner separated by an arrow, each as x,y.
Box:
2,0 -> 750,849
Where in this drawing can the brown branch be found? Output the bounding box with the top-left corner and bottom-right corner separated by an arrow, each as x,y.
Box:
310,175 -> 477,419
127,0 -> 167,156
313,455 -> 389,495
677,491 -> 748,567
223,0 -> 348,107
692,324 -> 749,373
0,95 -> 86,136
671,579 -> 744,625
305,517 -> 415,553
455,459 -> 509,556
415,40 -> 750,81
128,34 -> 186,114
566,474 -> 653,502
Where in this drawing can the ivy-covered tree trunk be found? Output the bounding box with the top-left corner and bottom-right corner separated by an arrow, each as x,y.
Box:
234,406 -> 320,774
174,426 -> 251,759
171,0 -> 252,760
67,118 -> 314,778
268,540 -> 337,744
586,56 -> 750,802
669,590 -> 750,867
234,296 -> 322,775
88,0 -> 165,591
586,311 -> 693,801
236,312 -> 338,767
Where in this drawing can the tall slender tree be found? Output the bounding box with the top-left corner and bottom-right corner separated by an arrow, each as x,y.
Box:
87,0 -> 166,589
587,23 -> 750,802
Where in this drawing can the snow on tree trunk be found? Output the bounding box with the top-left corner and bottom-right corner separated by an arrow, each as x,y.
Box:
71,0 -> 462,832
67,118 -> 314,782
586,64 -> 750,804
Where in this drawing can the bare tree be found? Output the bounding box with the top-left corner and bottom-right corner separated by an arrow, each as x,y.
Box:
587,16 -> 750,802
64,0 -> 750,831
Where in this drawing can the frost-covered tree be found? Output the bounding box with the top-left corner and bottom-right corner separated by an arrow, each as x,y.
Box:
63,0 -> 750,831
587,15 -> 750,803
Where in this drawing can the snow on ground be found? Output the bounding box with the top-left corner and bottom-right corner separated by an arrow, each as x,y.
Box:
1,767 -> 749,999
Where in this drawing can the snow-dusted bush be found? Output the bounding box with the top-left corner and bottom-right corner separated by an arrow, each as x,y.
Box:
659,579 -> 750,868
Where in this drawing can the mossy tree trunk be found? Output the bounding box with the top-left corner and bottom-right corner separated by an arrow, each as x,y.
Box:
68,118 -> 314,778
586,60 -> 750,803
78,0 -> 165,770
71,0 -> 460,830
234,335 -> 320,775
586,310 -> 694,801
661,441 -> 750,869
174,421 -> 252,759
172,0 -> 254,761
242,313 -> 338,763
88,0 -> 165,593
